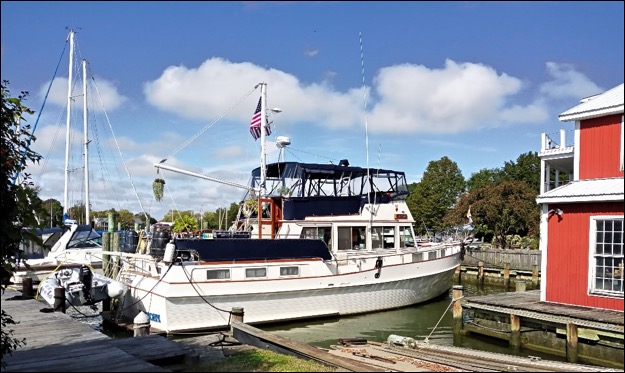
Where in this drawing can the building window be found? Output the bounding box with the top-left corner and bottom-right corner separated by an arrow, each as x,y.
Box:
590,217 -> 623,297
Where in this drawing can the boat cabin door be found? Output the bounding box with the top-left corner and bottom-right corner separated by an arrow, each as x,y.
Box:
258,198 -> 282,239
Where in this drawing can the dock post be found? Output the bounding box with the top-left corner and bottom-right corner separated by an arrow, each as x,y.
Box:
477,261 -> 484,286
515,279 -> 526,292
510,314 -> 521,351
452,285 -> 464,346
21,277 -> 33,298
532,264 -> 539,287
230,307 -> 244,333
503,262 -> 510,288
566,323 -> 579,363
133,312 -> 150,337
102,231 -> 111,312
53,287 -> 66,313
112,231 -> 120,278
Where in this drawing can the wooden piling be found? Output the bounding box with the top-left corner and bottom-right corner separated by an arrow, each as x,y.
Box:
566,323 -> 578,363
21,277 -> 33,298
516,280 -> 526,292
510,314 -> 521,350
452,285 -> 464,345
101,231 -> 111,312
532,264 -> 539,286
112,231 -> 120,278
53,287 -> 66,313
477,261 -> 484,285
231,307 -> 245,334
503,262 -> 510,288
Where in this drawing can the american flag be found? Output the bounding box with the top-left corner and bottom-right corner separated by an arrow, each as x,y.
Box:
249,96 -> 271,140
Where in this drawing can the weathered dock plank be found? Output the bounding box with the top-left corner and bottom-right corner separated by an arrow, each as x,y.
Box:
462,290 -> 624,333
1,290 -> 190,372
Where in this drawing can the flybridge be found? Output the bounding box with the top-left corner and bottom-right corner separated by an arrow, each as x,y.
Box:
247,161 -> 410,200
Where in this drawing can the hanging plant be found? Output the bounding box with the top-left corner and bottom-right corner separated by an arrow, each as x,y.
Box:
153,178 -> 165,202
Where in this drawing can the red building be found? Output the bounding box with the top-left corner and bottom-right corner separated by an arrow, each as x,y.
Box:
536,83 -> 623,311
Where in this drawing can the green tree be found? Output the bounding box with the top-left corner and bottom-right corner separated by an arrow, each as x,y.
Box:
172,214 -> 198,233
116,209 -> 136,229
466,167 -> 504,192
68,202 -> 86,224
407,156 -> 465,235
42,199 -> 63,228
464,180 -> 539,249
502,151 -> 541,193
1,81 -> 42,366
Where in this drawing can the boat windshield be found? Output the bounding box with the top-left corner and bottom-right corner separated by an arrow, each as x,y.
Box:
68,227 -> 102,249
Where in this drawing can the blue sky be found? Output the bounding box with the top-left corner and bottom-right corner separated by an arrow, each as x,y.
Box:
2,1 -> 623,221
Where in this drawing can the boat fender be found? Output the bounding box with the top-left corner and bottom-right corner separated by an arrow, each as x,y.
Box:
387,334 -> 416,349
106,280 -> 126,299
163,242 -> 176,263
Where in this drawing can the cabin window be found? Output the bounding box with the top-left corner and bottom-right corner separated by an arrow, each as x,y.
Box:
280,266 -> 299,276
589,217 -> 623,297
399,226 -> 415,247
371,227 -> 384,249
301,227 -> 331,247
246,267 -> 267,278
337,227 -> 365,250
371,227 -> 395,249
206,269 -> 230,280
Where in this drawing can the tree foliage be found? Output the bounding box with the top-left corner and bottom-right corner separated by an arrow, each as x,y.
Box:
172,214 -> 198,233
502,151 -> 541,193
407,156 -> 465,235
1,81 -> 40,366
466,167 -> 504,192
447,180 -> 540,249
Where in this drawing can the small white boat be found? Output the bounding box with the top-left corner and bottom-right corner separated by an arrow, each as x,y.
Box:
13,223 -> 103,286
38,265 -> 125,309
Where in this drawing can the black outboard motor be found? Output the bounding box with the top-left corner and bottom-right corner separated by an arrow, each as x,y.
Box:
78,265 -> 93,303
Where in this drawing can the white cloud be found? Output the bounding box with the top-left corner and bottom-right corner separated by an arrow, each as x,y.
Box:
540,62 -> 603,99
39,76 -> 128,111
144,57 -> 554,137
368,59 -> 541,133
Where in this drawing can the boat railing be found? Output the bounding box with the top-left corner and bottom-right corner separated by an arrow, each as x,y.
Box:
101,250 -> 159,276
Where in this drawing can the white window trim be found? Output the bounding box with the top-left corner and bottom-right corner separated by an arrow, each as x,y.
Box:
587,215 -> 624,298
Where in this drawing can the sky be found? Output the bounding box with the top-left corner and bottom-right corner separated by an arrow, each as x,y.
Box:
2,1 -> 624,222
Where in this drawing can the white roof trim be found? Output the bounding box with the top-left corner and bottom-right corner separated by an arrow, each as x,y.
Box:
559,83 -> 624,122
536,177 -> 624,204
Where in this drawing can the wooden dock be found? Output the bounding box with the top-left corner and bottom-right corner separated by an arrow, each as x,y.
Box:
1,289 -> 191,372
231,320 -> 618,372
457,289 -> 624,369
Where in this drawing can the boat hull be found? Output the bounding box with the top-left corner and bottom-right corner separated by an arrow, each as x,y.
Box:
119,251 -> 460,333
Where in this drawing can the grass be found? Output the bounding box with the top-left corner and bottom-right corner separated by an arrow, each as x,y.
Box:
190,347 -> 337,372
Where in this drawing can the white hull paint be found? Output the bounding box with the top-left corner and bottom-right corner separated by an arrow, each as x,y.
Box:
118,248 -> 460,333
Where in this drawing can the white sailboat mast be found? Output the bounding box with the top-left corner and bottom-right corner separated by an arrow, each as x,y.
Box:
259,82 -> 268,198
63,30 -> 74,218
82,59 -> 90,224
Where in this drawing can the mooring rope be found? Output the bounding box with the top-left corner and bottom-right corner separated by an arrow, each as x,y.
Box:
424,295 -> 463,344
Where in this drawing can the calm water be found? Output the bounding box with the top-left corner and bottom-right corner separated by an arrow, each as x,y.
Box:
68,279 -> 567,363
261,280 -> 568,363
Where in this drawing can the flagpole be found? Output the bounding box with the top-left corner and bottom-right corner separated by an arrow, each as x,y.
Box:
259,82 -> 267,198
